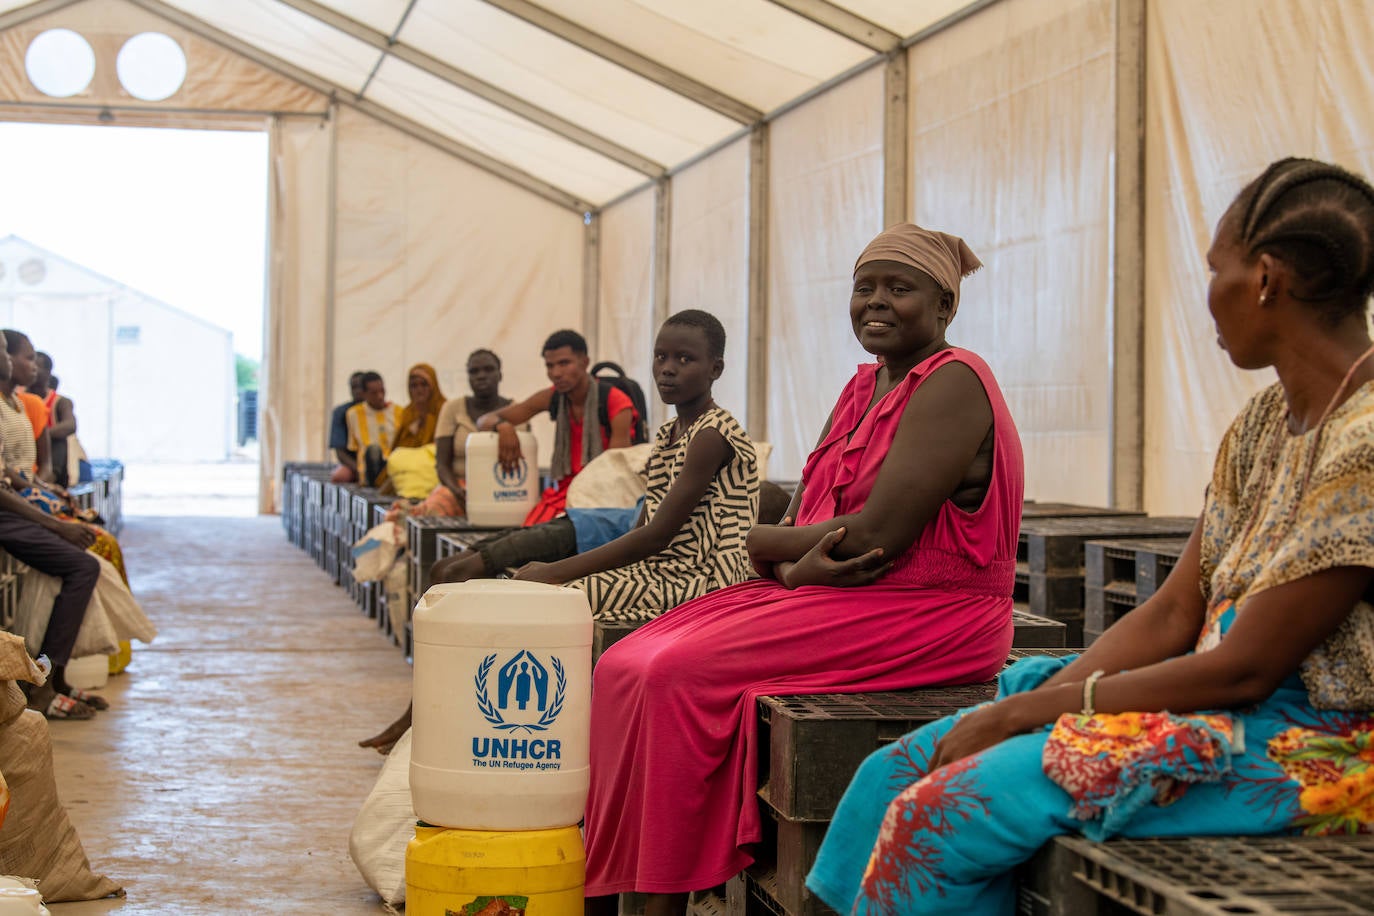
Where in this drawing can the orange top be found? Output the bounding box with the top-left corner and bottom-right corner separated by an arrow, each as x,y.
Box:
16,391 -> 47,474
18,391 -> 47,439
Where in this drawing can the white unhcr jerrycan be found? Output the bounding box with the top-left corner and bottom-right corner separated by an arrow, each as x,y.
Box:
410,580 -> 592,831
465,430 -> 539,527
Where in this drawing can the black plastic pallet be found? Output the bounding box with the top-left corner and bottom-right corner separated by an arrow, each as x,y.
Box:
1014,517 -> 1196,640
1084,537 -> 1190,639
1057,835 -> 1374,915
405,515 -> 509,601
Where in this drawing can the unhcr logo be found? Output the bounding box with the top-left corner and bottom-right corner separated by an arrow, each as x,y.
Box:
472,650 -> 567,768
490,458 -> 531,502
474,650 -> 565,733
493,458 -> 529,487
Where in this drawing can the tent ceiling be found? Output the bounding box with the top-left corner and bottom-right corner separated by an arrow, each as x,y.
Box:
11,0 -> 989,209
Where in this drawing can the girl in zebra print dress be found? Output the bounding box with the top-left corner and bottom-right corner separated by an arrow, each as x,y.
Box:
511,309 -> 759,622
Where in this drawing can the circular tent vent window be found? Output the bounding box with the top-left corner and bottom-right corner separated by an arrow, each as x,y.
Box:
25,28 -> 96,98
18,258 -> 46,286
117,32 -> 187,101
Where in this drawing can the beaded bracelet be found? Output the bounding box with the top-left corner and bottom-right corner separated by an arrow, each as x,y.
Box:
1081,669 -> 1106,717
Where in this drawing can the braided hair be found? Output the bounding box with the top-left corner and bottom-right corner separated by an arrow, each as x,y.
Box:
1229,157 -> 1374,322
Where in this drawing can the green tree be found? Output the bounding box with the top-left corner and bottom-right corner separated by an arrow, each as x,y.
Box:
236,354 -> 259,390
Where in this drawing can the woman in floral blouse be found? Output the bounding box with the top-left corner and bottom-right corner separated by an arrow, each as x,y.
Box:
809,157 -> 1374,915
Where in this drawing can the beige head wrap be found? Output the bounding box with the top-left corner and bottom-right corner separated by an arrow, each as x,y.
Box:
854,223 -> 983,318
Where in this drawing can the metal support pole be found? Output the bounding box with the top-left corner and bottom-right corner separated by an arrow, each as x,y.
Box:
882,52 -> 910,227
746,125 -> 771,444
582,213 -> 600,350
651,180 -> 672,428
1110,0 -> 1146,509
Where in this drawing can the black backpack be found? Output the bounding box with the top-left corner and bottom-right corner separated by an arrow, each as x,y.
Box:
550,361 -> 650,445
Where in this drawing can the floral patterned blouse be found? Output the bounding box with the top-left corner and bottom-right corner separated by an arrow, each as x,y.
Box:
1198,380 -> 1374,709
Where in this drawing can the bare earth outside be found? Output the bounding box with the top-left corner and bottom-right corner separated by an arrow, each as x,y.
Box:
119,457 -> 260,518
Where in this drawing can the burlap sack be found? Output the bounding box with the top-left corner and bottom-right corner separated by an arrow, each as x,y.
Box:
0,711 -> 121,902
0,632 -> 44,728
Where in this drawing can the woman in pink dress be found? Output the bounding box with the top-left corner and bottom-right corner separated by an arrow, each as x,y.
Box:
583,223 -> 1025,916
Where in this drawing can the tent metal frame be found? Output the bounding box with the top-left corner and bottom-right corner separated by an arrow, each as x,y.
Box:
763,0 -> 900,52
273,0 -> 666,178
127,0 -> 597,212
477,0 -> 763,126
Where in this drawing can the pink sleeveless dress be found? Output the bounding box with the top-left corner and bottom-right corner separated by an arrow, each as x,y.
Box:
583,348 -> 1024,895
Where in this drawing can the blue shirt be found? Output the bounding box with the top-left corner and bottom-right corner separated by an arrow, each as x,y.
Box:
329,401 -> 355,452
566,499 -> 644,553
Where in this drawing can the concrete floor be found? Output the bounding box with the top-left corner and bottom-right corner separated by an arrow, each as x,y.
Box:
46,515 -> 414,915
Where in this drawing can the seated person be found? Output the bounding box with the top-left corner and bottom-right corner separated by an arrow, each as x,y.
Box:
31,353 -> 75,488
2,330 -> 53,482
581,223 -> 1023,915
435,349 -> 513,514
345,372 -> 403,488
0,438 -> 102,719
386,350 -> 517,520
374,363 -> 445,498
478,329 -> 636,526
810,158 -> 1374,913
329,372 -> 366,484
0,336 -> 128,584
362,311 -> 761,753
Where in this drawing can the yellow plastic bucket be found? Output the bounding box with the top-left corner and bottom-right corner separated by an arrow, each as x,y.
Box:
108,641 -> 132,675
406,823 -> 584,916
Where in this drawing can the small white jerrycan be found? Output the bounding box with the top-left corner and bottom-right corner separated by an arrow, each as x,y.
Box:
464,431 -> 539,526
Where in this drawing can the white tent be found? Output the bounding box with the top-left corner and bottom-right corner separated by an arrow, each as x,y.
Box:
0,0 -> 1370,514
0,234 -> 235,462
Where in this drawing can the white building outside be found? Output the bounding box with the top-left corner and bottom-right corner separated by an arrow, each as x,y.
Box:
0,235 -> 235,463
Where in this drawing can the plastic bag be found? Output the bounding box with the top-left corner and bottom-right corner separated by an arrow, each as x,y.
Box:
352,522 -> 403,582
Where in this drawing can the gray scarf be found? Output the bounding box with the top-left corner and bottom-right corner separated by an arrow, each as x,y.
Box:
550,382 -> 605,481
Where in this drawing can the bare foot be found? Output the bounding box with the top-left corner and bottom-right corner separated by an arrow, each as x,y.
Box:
359,703 -> 413,753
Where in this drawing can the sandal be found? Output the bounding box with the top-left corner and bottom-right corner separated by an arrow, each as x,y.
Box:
64,687 -> 109,710
27,684 -> 96,720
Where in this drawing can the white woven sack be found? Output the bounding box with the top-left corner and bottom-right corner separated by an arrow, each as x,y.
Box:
348,728 -> 416,909
352,522 -> 402,582
14,556 -> 155,660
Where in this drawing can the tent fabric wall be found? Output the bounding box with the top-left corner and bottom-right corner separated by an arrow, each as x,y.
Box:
668,137 -> 750,430
1143,0 -> 1374,515
330,105 -> 584,470
766,65 -> 884,482
909,0 -> 1116,507
260,112 -> 331,513
595,186 -> 657,418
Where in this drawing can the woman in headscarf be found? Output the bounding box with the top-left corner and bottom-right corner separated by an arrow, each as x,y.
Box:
583,224 -> 1025,914
375,363 -> 445,499
810,158 -> 1374,915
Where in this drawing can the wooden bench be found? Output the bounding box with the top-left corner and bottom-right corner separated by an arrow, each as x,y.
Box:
1083,537 -> 1190,644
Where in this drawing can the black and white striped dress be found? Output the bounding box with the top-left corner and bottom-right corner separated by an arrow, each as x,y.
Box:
569,406 -> 759,622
